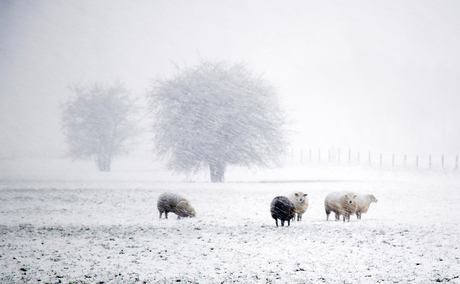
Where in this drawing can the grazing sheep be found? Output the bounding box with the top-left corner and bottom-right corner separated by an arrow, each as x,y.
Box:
270,196 -> 296,227
157,193 -> 196,219
289,192 -> 309,221
324,192 -> 358,222
356,194 -> 378,219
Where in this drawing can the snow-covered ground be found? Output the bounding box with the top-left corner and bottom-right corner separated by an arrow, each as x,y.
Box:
1,158 -> 459,283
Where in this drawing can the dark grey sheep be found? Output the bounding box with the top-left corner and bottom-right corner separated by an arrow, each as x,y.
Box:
270,196 -> 296,227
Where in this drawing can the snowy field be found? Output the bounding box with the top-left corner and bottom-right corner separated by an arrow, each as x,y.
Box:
1,158 -> 460,283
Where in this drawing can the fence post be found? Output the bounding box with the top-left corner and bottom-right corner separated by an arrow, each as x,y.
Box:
348,149 -> 351,165
392,154 -> 395,168
357,152 -> 360,165
380,153 -> 382,169
318,149 -> 321,163
456,155 -> 458,170
442,155 -> 444,168
416,155 -> 418,168
301,149 -> 303,163
368,151 -> 371,167
404,155 -> 407,168
309,149 -> 312,164
429,155 -> 431,169
338,149 -> 341,164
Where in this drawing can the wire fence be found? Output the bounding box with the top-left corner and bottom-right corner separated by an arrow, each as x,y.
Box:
284,148 -> 459,171
128,147 -> 459,172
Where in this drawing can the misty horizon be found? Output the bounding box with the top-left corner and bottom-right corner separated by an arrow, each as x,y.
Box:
1,0 -> 460,160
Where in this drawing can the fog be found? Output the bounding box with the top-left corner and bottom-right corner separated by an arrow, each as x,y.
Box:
1,0 -> 460,160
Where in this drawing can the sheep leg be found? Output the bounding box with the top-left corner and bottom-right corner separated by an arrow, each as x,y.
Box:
335,212 -> 340,221
165,212 -> 168,219
159,211 -> 163,219
275,219 -> 279,227
297,213 -> 302,221
281,220 -> 285,226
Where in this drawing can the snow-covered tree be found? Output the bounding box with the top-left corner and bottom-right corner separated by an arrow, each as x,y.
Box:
61,82 -> 137,171
148,61 -> 288,182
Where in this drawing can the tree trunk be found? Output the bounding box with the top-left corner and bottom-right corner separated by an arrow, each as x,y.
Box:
96,152 -> 112,172
209,161 -> 226,182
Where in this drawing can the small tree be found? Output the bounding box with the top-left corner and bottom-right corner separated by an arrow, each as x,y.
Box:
61,82 -> 137,171
148,60 -> 288,182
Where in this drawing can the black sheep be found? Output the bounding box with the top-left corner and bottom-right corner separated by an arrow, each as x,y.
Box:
270,196 -> 296,227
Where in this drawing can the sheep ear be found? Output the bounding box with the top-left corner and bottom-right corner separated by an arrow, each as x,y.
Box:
304,194 -> 308,197
295,193 -> 299,197
353,195 -> 357,198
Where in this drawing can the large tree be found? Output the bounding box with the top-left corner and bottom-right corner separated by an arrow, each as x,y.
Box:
61,82 -> 137,171
148,61 -> 288,182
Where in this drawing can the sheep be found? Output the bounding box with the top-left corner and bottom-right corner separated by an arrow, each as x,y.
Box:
356,194 -> 378,219
289,192 -> 309,221
157,193 -> 196,219
324,191 -> 358,222
270,196 -> 296,227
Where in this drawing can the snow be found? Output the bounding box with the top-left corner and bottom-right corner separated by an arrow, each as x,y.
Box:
1,157 -> 460,283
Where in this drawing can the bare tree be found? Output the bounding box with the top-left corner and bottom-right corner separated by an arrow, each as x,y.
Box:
61,82 -> 137,171
148,60 -> 288,182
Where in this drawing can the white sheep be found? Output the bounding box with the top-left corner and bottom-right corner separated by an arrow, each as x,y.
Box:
157,193 -> 196,219
324,191 -> 358,222
356,194 -> 378,219
289,192 -> 309,221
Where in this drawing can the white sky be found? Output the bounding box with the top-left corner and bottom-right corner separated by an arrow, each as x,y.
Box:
1,0 -> 460,159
